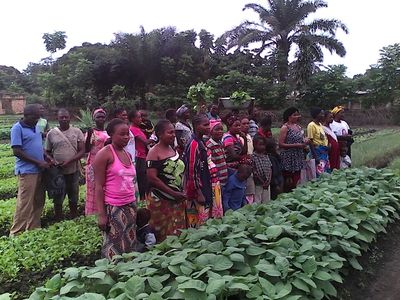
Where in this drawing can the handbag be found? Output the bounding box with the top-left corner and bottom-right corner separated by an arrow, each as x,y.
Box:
54,127 -> 86,185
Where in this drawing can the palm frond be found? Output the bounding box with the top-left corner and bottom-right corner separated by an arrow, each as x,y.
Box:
306,18 -> 349,35
307,34 -> 347,57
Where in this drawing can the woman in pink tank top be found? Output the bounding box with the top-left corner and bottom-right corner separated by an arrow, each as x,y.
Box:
94,118 -> 137,260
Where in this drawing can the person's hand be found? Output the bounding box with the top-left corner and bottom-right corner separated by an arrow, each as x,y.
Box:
38,161 -> 50,169
98,214 -> 109,231
61,160 -> 71,167
297,143 -> 307,149
172,191 -> 187,202
303,138 -> 310,144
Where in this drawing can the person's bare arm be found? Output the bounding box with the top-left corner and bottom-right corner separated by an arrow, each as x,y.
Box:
226,145 -> 241,161
94,147 -> 110,231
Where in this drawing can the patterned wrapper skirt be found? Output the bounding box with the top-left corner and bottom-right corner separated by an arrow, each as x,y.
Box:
102,202 -> 137,260
147,193 -> 187,242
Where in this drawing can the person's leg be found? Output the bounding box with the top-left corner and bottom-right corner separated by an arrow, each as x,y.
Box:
262,187 -> 271,203
65,171 -> 80,218
27,173 -> 45,230
53,175 -> 66,220
254,185 -> 263,204
10,174 -> 38,235
135,158 -> 147,200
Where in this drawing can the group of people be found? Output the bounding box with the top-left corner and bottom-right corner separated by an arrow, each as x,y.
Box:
10,102 -> 353,260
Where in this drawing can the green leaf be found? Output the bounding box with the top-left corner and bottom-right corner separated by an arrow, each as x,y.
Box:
255,263 -> 281,277
230,253 -> 245,262
266,225 -> 283,239
314,270 -> 331,281
207,241 -> 224,253
258,277 -> 276,297
292,278 -> 310,293
348,257 -> 363,270
213,256 -> 234,271
246,284 -> 263,299
125,276 -> 146,298
246,245 -> 267,256
302,257 -> 317,275
148,277 -> 163,292
229,283 -> 250,291
178,279 -> 207,291
274,282 -> 292,298
206,279 -> 226,295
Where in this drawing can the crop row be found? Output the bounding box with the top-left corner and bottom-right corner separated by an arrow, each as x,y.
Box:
0,216 -> 102,298
0,177 -> 18,200
0,188 -> 86,236
27,168 -> 400,300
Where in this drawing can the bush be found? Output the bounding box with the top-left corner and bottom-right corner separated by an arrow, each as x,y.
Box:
29,168 -> 400,300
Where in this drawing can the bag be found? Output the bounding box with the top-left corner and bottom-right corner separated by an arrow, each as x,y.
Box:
54,127 -> 86,185
299,159 -> 317,185
44,166 -> 66,199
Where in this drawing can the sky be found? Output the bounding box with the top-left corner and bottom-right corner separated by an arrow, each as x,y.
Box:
0,0 -> 399,77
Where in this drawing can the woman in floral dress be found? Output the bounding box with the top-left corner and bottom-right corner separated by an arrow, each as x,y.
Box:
146,120 -> 187,242
85,108 -> 109,215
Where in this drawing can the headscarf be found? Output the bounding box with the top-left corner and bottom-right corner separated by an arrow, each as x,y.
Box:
92,108 -> 106,119
331,106 -> 344,116
210,119 -> 221,132
176,105 -> 189,118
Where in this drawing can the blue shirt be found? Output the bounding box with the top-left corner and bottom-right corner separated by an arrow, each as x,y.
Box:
223,172 -> 247,211
11,121 -> 44,175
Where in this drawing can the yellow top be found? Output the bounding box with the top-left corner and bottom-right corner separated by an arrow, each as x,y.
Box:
307,121 -> 328,147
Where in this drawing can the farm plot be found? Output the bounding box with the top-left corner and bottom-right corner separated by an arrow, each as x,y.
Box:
27,168 -> 400,300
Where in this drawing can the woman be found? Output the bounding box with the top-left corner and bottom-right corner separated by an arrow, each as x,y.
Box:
129,110 -> 153,201
240,116 -> 255,203
85,108 -> 109,215
279,107 -> 308,192
222,114 -> 248,171
146,120 -> 187,242
94,118 -> 137,260
330,106 -> 353,157
206,120 -> 228,187
175,105 -> 192,154
307,108 -> 330,176
184,114 -> 221,227
323,111 -> 340,171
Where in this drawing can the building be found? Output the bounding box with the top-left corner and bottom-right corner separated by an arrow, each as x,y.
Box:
0,92 -> 26,115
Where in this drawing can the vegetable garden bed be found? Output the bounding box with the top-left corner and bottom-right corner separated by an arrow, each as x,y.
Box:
26,168 -> 400,300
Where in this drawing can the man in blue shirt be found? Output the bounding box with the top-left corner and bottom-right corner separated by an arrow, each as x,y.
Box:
10,104 -> 50,235
223,164 -> 252,212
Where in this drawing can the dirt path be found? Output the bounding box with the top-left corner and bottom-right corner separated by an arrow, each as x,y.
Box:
339,221 -> 400,300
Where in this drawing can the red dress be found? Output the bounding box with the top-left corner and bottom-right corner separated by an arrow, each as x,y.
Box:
326,134 -> 340,170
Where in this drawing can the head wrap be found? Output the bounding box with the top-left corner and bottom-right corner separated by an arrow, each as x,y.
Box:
210,119 -> 221,132
331,106 -> 344,116
176,105 -> 189,118
92,108 -> 106,119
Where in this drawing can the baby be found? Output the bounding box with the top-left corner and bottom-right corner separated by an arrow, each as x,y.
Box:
136,208 -> 156,252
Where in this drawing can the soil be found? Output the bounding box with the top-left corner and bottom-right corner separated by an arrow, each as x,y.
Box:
338,221 -> 400,300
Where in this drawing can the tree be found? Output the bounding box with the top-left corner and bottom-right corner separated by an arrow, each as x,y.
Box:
221,0 -> 348,82
42,31 -> 67,54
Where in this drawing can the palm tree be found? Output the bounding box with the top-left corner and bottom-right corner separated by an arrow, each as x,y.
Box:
220,0 -> 348,82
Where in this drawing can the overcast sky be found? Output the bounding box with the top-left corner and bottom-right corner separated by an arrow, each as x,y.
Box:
0,0 -> 399,77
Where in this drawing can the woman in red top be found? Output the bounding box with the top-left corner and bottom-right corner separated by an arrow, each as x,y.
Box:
128,110 -> 153,201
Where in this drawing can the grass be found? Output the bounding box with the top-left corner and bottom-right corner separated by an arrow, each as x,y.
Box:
352,130 -> 400,168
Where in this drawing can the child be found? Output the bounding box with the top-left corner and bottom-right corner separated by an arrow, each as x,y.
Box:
136,208 -> 156,252
340,146 -> 352,169
257,115 -> 273,138
252,135 -> 272,203
206,120 -> 228,187
223,164 -> 252,212
265,138 -> 284,200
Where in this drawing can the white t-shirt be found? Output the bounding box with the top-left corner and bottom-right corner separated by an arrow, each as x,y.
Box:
125,131 -> 136,162
330,120 -> 350,137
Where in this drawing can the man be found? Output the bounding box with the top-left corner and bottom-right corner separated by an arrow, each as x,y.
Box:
10,104 -> 50,235
139,110 -> 154,139
206,104 -> 221,121
248,107 -> 260,138
46,108 -> 85,219
36,104 -> 49,139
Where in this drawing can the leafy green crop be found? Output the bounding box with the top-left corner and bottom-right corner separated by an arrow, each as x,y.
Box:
29,168 -> 400,300
0,188 -> 86,236
0,216 -> 101,283
0,177 -> 17,200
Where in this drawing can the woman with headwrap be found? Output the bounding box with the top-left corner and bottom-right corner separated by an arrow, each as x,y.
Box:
85,108 -> 109,215
330,106 -> 353,157
175,105 -> 192,155
307,108 -> 330,176
323,111 -> 340,171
